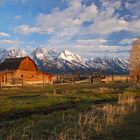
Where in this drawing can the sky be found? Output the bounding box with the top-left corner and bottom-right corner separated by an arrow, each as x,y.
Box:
0,0 -> 140,58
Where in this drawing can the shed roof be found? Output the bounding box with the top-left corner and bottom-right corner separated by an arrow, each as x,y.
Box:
0,57 -> 27,71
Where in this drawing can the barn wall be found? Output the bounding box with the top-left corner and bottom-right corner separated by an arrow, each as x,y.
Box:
0,70 -> 52,86
15,70 -> 52,83
0,71 -> 14,86
18,57 -> 37,71
17,70 -> 50,79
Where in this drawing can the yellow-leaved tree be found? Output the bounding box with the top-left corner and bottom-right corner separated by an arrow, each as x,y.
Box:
130,38 -> 140,83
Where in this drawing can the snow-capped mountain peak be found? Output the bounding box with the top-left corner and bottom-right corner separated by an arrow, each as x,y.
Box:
0,48 -> 129,74
8,48 -> 26,58
0,48 -> 26,62
32,47 -> 58,60
58,49 -> 83,62
0,48 -> 7,62
45,48 -> 58,60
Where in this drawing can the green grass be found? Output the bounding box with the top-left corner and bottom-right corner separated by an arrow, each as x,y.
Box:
0,82 -> 139,121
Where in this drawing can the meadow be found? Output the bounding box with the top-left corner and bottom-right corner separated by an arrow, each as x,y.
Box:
0,82 -> 140,140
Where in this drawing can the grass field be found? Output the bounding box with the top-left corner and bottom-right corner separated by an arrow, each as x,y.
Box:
0,82 -> 140,139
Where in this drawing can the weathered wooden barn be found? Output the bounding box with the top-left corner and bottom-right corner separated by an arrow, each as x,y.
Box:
0,57 -> 52,86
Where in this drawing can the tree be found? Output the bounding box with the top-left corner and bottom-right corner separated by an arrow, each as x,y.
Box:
130,38 -> 140,83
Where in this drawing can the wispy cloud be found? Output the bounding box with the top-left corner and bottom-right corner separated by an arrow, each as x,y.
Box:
0,32 -> 10,37
14,25 -> 41,35
14,15 -> 21,19
120,38 -> 137,45
0,39 -> 18,44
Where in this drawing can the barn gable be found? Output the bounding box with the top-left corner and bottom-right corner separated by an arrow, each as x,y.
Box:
0,57 -> 38,71
18,57 -> 38,71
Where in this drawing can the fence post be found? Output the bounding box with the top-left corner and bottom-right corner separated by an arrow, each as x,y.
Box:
112,69 -> 114,82
0,76 -> 2,89
21,75 -> 24,87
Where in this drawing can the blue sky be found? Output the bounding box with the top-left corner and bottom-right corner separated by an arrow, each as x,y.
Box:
0,0 -> 140,58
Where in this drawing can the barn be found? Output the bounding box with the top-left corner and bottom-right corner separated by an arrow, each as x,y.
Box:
0,57 -> 52,86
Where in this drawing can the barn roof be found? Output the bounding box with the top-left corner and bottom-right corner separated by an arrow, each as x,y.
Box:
0,57 -> 27,71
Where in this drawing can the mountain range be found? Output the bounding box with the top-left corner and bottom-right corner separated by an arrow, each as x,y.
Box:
0,48 -> 129,74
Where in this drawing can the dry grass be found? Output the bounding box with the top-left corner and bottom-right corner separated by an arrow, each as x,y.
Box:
95,87 -> 115,94
48,94 -> 137,140
118,93 -> 136,105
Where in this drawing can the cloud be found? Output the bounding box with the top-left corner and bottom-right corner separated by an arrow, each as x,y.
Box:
125,0 -> 140,17
13,0 -> 129,37
75,40 -> 131,52
0,0 -> 4,4
127,19 -> 140,34
83,19 -> 128,36
14,15 -> 21,19
75,44 -> 131,58
0,32 -> 10,37
12,0 -> 140,57
0,39 -> 18,44
13,0 -> 97,36
76,38 -> 107,46
0,0 -> 30,5
0,39 -> 34,53
13,25 -> 41,35
120,38 -> 137,45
